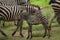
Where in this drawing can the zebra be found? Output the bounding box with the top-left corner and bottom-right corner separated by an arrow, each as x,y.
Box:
0,0 -> 30,27
0,5 -> 26,37
25,4 -> 51,39
0,0 -> 31,37
49,0 -> 60,29
12,4 -> 51,39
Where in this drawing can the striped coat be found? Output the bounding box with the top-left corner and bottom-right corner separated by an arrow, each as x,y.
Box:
0,6 -> 23,21
49,0 -> 60,27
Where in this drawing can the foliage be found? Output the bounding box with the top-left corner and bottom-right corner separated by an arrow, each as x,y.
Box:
30,0 -> 50,7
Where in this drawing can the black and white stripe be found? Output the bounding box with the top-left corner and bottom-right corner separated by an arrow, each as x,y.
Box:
0,6 -> 23,21
24,4 -> 40,15
0,5 -> 24,37
0,2 -> 40,27
49,0 -> 60,28
0,5 -> 40,20
49,0 -> 60,13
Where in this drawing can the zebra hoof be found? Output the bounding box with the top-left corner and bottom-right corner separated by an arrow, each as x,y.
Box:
43,35 -> 46,38
30,37 -> 32,39
27,36 -> 32,39
12,33 -> 15,36
27,36 -> 29,39
20,34 -> 24,37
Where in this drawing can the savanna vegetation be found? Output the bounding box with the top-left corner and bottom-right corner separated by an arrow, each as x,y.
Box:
0,0 -> 60,40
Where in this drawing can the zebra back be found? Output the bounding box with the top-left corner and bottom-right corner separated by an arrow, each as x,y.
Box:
0,0 -> 17,6
49,0 -> 60,16
0,5 -> 23,21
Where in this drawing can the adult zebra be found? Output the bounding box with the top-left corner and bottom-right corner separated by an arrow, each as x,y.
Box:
0,0 -> 31,37
49,0 -> 60,29
0,0 -> 30,27
0,5 -> 25,37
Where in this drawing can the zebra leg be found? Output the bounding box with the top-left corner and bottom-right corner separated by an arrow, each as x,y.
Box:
0,29 -> 7,37
30,24 -> 32,39
47,14 -> 56,38
27,24 -> 32,39
30,26 -> 32,39
19,20 -> 24,37
48,25 -> 51,38
2,21 -> 5,27
12,20 -> 19,36
12,19 -> 23,37
27,26 -> 30,39
20,25 -> 24,37
57,17 -> 60,25
12,26 -> 19,36
43,24 -> 47,38
49,13 -> 56,30
14,19 -> 24,37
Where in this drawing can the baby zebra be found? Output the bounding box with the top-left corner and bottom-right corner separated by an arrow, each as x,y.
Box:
16,4 -> 51,39
27,10 -> 50,39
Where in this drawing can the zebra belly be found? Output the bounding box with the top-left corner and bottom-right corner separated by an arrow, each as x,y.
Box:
27,15 -> 41,25
2,18 -> 15,21
29,21 -> 41,25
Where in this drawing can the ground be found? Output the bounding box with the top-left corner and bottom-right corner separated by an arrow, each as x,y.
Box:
0,24 -> 60,40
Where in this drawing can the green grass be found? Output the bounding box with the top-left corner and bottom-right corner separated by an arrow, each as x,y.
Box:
30,0 -> 50,7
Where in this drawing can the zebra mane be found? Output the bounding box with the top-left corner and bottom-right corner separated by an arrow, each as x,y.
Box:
23,4 -> 40,10
30,4 -> 40,10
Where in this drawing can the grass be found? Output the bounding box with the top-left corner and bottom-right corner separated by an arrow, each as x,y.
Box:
0,25 -> 60,40
30,0 -> 50,7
